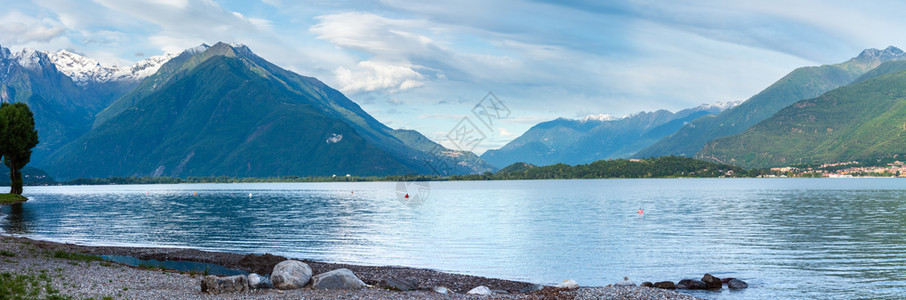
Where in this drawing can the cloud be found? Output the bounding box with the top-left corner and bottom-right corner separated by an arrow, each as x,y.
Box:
333,60 -> 425,93
0,11 -> 66,45
311,12 -> 440,59
93,0 -> 274,52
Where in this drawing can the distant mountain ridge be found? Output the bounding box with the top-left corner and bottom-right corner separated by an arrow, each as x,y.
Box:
698,61 -> 906,168
0,43 -> 139,164
480,102 -> 736,168
42,42 -> 494,179
635,46 -> 906,158
47,49 -> 177,86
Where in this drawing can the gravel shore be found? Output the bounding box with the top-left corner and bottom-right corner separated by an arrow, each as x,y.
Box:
0,235 -> 701,299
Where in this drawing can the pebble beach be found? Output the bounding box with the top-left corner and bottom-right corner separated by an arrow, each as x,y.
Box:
0,235 -> 701,299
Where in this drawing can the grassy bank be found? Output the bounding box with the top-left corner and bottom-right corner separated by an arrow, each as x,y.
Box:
0,193 -> 27,204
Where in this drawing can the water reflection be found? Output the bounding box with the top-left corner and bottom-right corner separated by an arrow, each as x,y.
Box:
1,203 -> 29,234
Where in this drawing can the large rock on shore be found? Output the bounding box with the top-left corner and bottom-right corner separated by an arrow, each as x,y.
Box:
701,273 -> 722,290
200,275 -> 248,294
247,273 -> 273,289
378,276 -> 418,291
677,279 -> 707,290
555,279 -> 579,289
519,284 -> 544,293
311,268 -> 365,290
271,260 -> 312,289
654,281 -> 675,289
728,279 -> 749,289
467,286 -> 492,295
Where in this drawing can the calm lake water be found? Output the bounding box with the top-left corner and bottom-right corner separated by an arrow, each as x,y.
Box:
3,178 -> 906,299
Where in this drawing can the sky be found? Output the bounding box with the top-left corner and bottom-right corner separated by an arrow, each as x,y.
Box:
2,0 -> 906,154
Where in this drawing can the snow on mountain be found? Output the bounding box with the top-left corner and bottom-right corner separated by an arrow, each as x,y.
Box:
184,43 -> 211,56
15,48 -> 48,70
696,101 -> 740,112
581,113 -> 622,122
45,49 -> 178,86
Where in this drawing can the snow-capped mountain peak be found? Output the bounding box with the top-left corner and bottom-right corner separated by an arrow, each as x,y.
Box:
697,101 -> 740,112
580,113 -> 621,122
185,43 -> 211,56
45,49 -> 179,86
15,48 -> 49,70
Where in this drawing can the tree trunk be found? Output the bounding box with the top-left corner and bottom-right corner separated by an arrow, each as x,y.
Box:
9,166 -> 22,195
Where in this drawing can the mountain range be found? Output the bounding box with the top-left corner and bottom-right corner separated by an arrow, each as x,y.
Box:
479,102 -> 736,168
698,60 -> 906,168
634,46 -> 906,158
1,42 -> 493,180
0,44 -> 173,165
4,41 -> 906,179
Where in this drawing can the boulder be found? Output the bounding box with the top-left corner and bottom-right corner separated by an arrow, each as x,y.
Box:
271,260 -> 312,290
721,277 -> 735,284
701,273 -> 722,290
640,282 -> 653,288
311,268 -> 365,290
519,284 -> 544,293
467,286 -> 492,295
677,279 -> 707,290
728,279 -> 748,289
653,281 -> 675,289
247,273 -> 273,289
433,286 -> 450,294
555,279 -> 579,289
614,276 -> 636,287
377,276 -> 418,291
200,275 -> 248,294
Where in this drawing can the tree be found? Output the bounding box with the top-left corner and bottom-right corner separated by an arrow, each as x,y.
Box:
1,103 -> 38,195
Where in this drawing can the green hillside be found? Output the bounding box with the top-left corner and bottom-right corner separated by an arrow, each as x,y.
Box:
698,68 -> 906,168
44,53 -> 415,178
461,156 -> 754,180
44,43 -> 493,179
635,46 -> 906,158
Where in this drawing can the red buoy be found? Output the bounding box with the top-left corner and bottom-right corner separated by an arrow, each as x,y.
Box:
405,193 -> 410,199
637,209 -> 644,214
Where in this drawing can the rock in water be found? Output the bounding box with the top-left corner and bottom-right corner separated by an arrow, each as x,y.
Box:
614,276 -> 636,287
640,281 -> 654,288
201,275 -> 249,294
378,276 -> 418,291
555,279 -> 579,289
271,260 -> 312,290
247,273 -> 274,289
701,273 -> 722,290
654,281 -> 675,289
467,286 -> 492,295
311,268 -> 365,290
677,279 -> 707,290
728,279 -> 749,289
519,284 -> 544,293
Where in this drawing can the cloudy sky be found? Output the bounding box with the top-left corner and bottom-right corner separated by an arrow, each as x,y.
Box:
3,0 -> 905,153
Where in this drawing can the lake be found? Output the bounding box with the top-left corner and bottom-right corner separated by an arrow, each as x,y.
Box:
2,178 -> 905,299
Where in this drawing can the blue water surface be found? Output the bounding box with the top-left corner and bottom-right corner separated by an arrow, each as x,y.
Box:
3,178 -> 906,299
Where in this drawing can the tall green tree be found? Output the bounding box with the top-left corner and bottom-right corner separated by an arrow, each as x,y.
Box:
1,103 -> 39,195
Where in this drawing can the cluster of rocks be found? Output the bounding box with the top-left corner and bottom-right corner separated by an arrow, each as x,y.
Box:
202,258 -> 584,296
622,273 -> 748,291
201,259 -> 366,294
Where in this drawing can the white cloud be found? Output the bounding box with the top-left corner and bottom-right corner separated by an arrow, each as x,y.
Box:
0,11 -> 66,45
334,60 -> 425,93
310,12 -> 440,59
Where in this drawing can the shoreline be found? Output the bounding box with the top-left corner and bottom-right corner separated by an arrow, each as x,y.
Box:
0,235 -> 701,299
